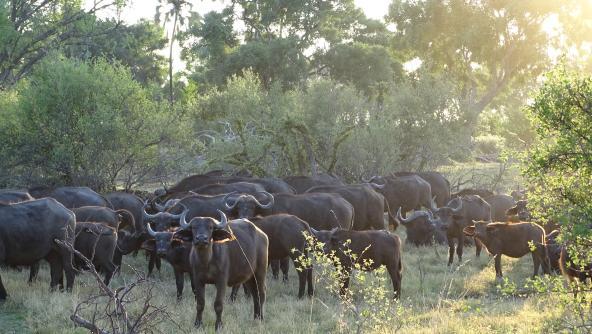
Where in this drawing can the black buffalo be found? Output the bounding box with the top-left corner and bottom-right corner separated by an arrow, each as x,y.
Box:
313,228 -> 402,299
430,195 -> 491,265
0,189 -> 34,203
306,184 -> 394,230
392,172 -> 451,207
142,225 -> 194,300
29,186 -> 112,209
0,199 -> 76,299
365,175 -> 432,220
74,222 -> 118,285
225,192 -> 354,230
283,174 -> 344,194
250,214 -> 314,298
179,211 -> 268,330
396,208 -> 446,246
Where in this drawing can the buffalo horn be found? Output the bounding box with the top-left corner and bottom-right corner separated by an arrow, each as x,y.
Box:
254,191 -> 274,209
146,222 -> 157,237
450,197 -> 463,213
142,200 -> 159,220
178,209 -> 190,229
223,191 -> 239,210
216,210 -> 228,230
429,196 -> 439,212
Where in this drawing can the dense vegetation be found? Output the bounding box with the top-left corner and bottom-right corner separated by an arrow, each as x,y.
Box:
1,0 -> 592,332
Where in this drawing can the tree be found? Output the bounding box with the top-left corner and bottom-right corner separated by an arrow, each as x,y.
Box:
386,0 -> 589,128
524,65 -> 592,242
155,0 -> 192,106
0,0 -> 122,88
63,18 -> 168,85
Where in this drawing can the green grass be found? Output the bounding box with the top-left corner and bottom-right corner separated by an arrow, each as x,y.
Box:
0,226 -> 571,333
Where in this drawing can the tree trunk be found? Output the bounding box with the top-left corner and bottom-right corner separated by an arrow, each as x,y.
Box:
168,11 -> 178,107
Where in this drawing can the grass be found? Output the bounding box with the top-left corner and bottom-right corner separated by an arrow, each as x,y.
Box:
0,227 -> 571,333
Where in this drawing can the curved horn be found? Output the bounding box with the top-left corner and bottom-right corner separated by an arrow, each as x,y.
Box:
142,200 -> 159,220
429,196 -> 439,212
223,191 -> 239,210
450,197 -> 463,214
361,175 -> 379,183
397,208 -> 429,225
309,227 -> 320,236
254,191 -> 274,209
216,210 -> 228,229
178,209 -> 190,229
168,202 -> 186,218
369,182 -> 385,189
146,222 -> 157,237
153,199 -> 167,212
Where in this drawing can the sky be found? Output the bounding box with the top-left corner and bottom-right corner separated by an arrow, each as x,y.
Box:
92,0 -> 392,23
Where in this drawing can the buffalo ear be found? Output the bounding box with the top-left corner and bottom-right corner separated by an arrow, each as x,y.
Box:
174,229 -> 193,242
212,229 -> 235,243
171,239 -> 184,248
463,226 -> 475,237
141,239 -> 155,251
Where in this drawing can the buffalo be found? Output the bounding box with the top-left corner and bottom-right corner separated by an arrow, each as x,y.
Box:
283,174 -> 344,194
249,214 -> 314,298
452,188 -> 494,199
0,198 -> 76,299
313,228 -> 402,299
142,225 -> 194,300
560,245 -> 592,296
392,172 -> 451,207
74,222 -> 118,285
72,206 -> 135,230
156,174 -> 294,197
506,200 -> 530,222
365,175 -> 432,220
28,186 -> 112,209
463,221 -> 549,278
193,182 -> 267,196
0,189 -> 34,203
396,208 -> 446,246
430,195 -> 491,265
484,194 -> 515,222
306,184 -> 394,230
179,211 -> 268,330
225,192 -> 354,230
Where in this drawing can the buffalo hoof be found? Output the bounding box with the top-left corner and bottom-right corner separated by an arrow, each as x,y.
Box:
194,320 -> 202,329
215,321 -> 223,331
282,276 -> 289,283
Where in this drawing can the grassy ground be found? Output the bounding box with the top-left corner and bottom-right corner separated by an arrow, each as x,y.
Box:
0,226 -> 570,334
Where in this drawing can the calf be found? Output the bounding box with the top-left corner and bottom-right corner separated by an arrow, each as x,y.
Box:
545,230 -> 562,273
179,211 -> 268,330
74,222 -> 118,285
463,221 -> 549,278
142,224 -> 194,300
250,214 -> 314,298
313,228 -> 402,299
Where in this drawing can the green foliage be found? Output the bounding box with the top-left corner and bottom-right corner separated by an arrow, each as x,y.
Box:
297,233 -> 404,333
474,134 -> 505,156
0,55 -> 197,190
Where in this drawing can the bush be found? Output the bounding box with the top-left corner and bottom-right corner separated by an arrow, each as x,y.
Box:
474,134 -> 505,156
0,55 -> 198,190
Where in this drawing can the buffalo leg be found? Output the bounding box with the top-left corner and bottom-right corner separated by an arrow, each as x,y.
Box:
447,238 -> 455,266
112,249 -> 123,268
270,259 -> 280,280
214,281 -> 227,330
0,273 -> 7,300
280,257 -> 289,282
475,238 -> 482,257
230,284 -> 239,302
387,263 -> 402,300
147,251 -> 157,276
28,262 -> 40,284
494,254 -> 503,278
174,269 -> 184,301
456,233 -> 464,263
47,252 -> 64,291
296,263 -> 307,298
194,281 -> 206,329
306,267 -> 314,297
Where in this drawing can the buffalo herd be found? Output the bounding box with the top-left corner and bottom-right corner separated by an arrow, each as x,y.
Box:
0,171 -> 587,328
